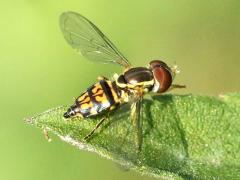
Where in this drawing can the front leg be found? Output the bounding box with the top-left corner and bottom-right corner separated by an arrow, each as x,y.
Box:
168,84 -> 186,92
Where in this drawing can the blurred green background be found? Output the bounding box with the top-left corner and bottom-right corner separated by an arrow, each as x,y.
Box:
1,0 -> 239,180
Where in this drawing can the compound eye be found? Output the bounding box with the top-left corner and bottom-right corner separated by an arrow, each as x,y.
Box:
149,60 -> 167,69
150,60 -> 173,93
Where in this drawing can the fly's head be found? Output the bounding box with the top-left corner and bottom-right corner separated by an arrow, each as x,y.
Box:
149,60 -> 173,93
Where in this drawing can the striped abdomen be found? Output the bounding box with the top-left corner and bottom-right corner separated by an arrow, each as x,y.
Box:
64,80 -> 121,118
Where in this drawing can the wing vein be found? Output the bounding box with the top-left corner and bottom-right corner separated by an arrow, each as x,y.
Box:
60,11 -> 131,68
68,30 -> 119,58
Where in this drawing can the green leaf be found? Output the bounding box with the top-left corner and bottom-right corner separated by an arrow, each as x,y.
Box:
26,93 -> 240,179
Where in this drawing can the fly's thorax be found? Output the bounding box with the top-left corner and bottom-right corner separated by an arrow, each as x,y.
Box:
119,89 -> 130,103
116,67 -> 154,93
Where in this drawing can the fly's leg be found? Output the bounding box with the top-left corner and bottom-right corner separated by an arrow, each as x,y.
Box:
83,117 -> 106,141
131,96 -> 143,151
172,84 -> 186,88
83,106 -> 116,141
168,84 -> 186,92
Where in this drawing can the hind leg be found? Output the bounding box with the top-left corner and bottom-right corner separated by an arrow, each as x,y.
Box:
83,106 -> 116,141
83,117 -> 107,141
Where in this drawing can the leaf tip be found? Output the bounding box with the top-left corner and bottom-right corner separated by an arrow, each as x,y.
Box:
24,117 -> 34,124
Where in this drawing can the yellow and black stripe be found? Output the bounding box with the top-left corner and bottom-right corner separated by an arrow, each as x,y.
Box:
64,80 -> 121,118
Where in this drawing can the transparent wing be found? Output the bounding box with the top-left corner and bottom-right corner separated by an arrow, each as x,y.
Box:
59,11 -> 131,68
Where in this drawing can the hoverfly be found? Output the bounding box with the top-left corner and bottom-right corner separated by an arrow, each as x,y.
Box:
60,11 -> 185,150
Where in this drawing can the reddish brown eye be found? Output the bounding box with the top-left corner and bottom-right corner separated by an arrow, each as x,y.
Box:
149,60 -> 173,93
149,60 -> 167,69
